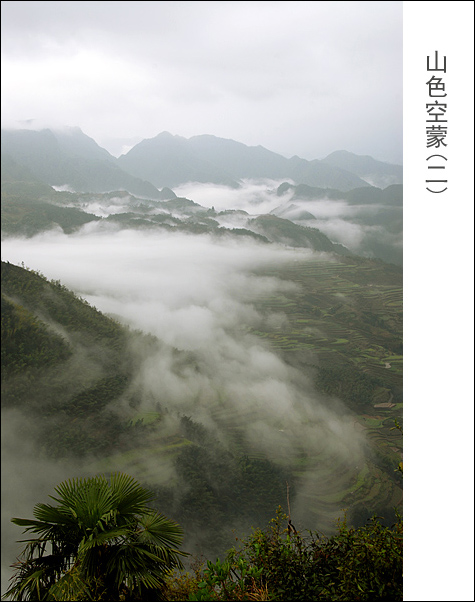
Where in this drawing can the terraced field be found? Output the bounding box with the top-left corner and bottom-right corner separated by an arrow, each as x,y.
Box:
91,253 -> 402,534
247,254 -> 403,524
250,256 -> 402,374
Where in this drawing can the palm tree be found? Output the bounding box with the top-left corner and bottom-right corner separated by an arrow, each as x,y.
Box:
3,472 -> 187,601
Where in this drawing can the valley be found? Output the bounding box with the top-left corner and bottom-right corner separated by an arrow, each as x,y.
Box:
1,127 -> 403,568
2,248 -> 402,560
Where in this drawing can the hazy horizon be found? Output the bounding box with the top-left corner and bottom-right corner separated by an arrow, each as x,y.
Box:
1,1 -> 403,163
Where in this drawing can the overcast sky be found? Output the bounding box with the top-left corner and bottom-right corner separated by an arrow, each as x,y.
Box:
1,1 -> 402,162
1,3 -> 474,599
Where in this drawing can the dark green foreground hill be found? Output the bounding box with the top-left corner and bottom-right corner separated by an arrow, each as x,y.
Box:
1,252 -> 402,565
3,472 -> 402,601
1,262 -> 301,558
1,260 -> 135,457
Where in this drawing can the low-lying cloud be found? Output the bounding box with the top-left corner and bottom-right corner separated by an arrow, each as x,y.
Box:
170,180 -> 402,264
2,214 -> 370,592
173,179 -> 294,215
2,221 -> 366,455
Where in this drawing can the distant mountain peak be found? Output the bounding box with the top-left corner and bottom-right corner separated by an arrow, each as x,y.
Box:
155,130 -> 178,138
117,134 -> 372,190
151,131 -> 188,142
1,128 -> 165,199
321,150 -> 403,187
323,149 -> 402,168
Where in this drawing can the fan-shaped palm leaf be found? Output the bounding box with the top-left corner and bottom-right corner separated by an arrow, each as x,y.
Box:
4,473 -> 187,601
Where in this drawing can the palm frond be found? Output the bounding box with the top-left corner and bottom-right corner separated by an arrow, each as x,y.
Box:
105,544 -> 170,590
3,568 -> 45,601
77,526 -> 131,553
6,472 -> 187,601
137,511 -> 185,548
109,472 -> 155,515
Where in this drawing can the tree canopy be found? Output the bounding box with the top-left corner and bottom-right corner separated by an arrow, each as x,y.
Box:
4,472 -> 186,601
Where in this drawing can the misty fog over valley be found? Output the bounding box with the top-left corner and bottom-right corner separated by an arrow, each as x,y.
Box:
4,2 -> 474,597
1,127 -> 403,593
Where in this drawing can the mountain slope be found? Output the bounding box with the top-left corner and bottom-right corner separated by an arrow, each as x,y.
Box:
1,152 -> 58,199
321,150 -> 403,188
1,196 -> 101,237
247,214 -> 352,255
277,181 -> 403,206
1,260 -> 138,458
118,132 -> 241,188
1,249 -> 402,562
1,128 -> 167,199
272,182 -> 403,265
2,127 -> 402,194
118,132 -> 372,190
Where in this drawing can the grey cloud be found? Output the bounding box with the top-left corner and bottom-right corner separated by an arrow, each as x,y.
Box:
1,1 -> 402,163
2,205 -> 373,590
1,227 -> 365,465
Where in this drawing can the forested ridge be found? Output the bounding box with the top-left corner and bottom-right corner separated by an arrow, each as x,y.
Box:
3,473 -> 402,601
1,258 -> 403,599
1,262 -> 309,559
1,260 -> 135,458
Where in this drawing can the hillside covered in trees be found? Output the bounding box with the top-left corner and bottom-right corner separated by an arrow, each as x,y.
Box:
2,257 -> 402,571
3,471 -> 402,601
2,128 -> 403,600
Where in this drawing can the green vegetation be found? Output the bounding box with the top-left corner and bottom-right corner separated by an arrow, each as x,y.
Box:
158,418 -> 294,555
1,294 -> 72,378
4,475 -> 402,601
250,255 -> 402,407
317,365 -> 386,407
173,507 -> 402,601
3,473 -> 186,601
1,261 -> 135,459
1,250 -> 402,570
1,261 -> 126,349
1,263 -> 303,561
250,214 -> 352,255
1,195 -> 100,237
246,254 -> 403,524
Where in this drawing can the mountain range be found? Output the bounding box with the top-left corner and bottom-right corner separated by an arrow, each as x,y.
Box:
1,127 -> 403,569
117,131 -> 393,190
321,150 -> 403,189
1,251 -> 403,560
1,127 -> 402,195
1,126 -> 403,265
1,128 -> 168,199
